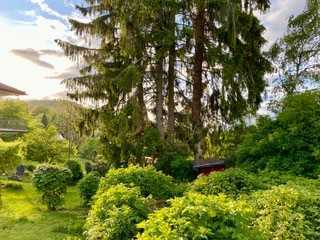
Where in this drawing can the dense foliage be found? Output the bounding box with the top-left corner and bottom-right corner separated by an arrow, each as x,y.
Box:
0,139 -> 23,173
191,168 -> 259,197
32,164 -> 72,210
251,181 -> 320,240
24,126 -> 74,163
137,192 -> 258,240
79,172 -> 100,206
99,165 -> 179,200
85,184 -> 150,240
236,92 -> 320,177
65,160 -> 83,185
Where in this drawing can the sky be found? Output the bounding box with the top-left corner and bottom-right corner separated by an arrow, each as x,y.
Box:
0,0 -> 307,99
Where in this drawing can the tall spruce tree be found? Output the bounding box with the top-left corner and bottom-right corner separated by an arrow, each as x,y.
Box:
58,0 -> 271,164
180,0 -> 271,161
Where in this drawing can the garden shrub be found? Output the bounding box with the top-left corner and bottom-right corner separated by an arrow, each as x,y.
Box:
251,181 -> 320,240
156,153 -> 195,181
191,168 -> 259,197
137,192 -> 259,240
65,160 -> 83,185
85,184 -> 150,240
256,170 -> 306,189
32,164 -> 72,210
0,139 -> 23,174
99,165 -> 179,200
79,171 -> 100,206
155,140 -> 194,181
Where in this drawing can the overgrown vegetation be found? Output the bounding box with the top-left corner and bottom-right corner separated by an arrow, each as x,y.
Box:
1,0 -> 320,239
235,91 -> 320,177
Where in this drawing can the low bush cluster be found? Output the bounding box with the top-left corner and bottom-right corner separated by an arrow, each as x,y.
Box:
251,181 -> 320,240
191,168 -> 260,197
32,164 -> 72,210
99,165 -> 180,199
137,192 -> 257,240
79,172 -> 101,206
85,184 -> 150,240
82,164 -> 320,240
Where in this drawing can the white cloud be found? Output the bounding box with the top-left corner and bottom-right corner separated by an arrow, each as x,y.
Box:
29,0 -> 68,21
23,10 -> 37,17
0,15 -> 76,99
258,0 -> 306,47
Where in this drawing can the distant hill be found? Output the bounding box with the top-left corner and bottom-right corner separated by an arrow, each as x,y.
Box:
26,99 -> 80,116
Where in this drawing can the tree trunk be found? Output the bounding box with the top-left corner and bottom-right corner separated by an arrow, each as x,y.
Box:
137,80 -> 147,131
155,54 -> 165,139
167,43 -> 176,139
192,5 -> 205,161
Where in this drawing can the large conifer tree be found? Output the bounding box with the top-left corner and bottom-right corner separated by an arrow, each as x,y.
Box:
58,0 -> 271,163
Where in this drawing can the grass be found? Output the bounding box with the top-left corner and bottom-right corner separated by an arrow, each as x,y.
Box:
0,179 -> 87,240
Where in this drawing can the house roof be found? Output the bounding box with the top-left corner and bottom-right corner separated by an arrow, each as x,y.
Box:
0,82 -> 26,96
193,159 -> 225,170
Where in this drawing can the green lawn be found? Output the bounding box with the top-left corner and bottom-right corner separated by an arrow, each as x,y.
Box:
0,180 -> 86,240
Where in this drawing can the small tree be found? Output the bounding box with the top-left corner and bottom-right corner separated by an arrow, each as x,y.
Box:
24,126 -> 74,163
32,164 -> 71,210
0,139 -> 23,174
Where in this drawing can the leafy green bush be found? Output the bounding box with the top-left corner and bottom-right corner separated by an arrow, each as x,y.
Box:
255,170 -> 307,189
236,92 -> 320,177
99,165 -> 179,199
79,172 -> 100,206
1,181 -> 23,191
85,184 -> 150,240
191,168 -> 259,197
156,150 -> 195,181
24,126 -> 75,163
32,164 -> 72,210
251,181 -> 320,240
0,139 -> 23,174
137,192 -> 259,240
65,160 -> 83,185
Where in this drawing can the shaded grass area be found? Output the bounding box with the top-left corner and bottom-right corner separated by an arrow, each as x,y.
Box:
0,181 -> 86,240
